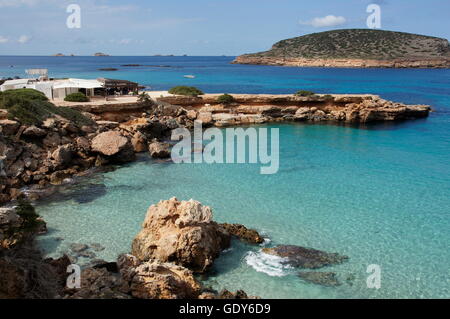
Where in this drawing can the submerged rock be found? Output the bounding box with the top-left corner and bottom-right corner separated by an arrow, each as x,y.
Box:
298,272 -> 341,287
131,197 -> 230,272
262,245 -> 349,269
219,223 -> 264,244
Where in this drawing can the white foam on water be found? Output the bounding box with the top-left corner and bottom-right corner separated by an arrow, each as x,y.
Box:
245,250 -> 292,277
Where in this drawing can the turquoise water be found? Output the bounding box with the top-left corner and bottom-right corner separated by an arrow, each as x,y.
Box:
2,56 -> 449,298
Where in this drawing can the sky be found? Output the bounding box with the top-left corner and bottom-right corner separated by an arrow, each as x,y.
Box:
0,0 -> 449,56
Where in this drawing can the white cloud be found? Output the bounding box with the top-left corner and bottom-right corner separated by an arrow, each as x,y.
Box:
0,36 -> 9,43
300,15 -> 347,28
18,35 -> 31,43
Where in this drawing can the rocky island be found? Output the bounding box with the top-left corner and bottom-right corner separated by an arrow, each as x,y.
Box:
233,29 -> 450,68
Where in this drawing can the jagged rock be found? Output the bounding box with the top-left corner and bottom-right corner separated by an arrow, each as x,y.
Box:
262,245 -> 349,269
43,132 -> 62,148
131,198 -> 230,272
219,223 -> 264,244
298,272 -> 341,287
0,120 -> 20,136
127,261 -> 202,299
22,126 -> 47,137
148,141 -> 171,159
51,144 -> 73,168
197,112 -> 213,126
65,267 -> 131,299
91,131 -> 135,163
131,132 -> 147,153
186,110 -> 198,120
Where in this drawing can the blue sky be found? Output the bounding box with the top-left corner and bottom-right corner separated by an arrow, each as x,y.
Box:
0,0 -> 449,55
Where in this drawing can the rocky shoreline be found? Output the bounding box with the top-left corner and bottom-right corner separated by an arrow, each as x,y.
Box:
232,55 -> 450,68
0,90 -> 430,298
1,92 -> 431,204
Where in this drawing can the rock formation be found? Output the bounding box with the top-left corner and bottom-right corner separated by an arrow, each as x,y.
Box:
219,223 -> 264,244
132,198 -> 230,272
91,131 -> 135,163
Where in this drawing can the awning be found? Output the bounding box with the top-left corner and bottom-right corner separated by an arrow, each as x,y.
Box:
53,78 -> 103,89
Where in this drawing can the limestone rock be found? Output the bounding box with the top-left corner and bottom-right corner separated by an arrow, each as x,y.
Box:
51,144 -> 73,168
148,141 -> 171,159
0,120 -> 20,136
131,198 -> 230,272
22,126 -> 47,138
131,132 -> 147,153
219,223 -> 264,244
91,131 -> 135,163
128,261 -> 202,299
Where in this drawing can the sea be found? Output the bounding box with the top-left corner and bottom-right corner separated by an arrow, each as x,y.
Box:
0,56 -> 449,299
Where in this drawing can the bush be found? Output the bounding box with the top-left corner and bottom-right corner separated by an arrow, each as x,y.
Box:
322,94 -> 334,100
217,94 -> 235,104
64,92 -> 90,102
1,88 -> 93,126
137,92 -> 156,108
295,90 -> 315,97
168,86 -> 204,97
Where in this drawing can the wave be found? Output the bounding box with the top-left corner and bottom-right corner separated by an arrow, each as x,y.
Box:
245,250 -> 292,277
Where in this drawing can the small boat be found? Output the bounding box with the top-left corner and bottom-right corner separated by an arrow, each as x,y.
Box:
183,75 -> 195,79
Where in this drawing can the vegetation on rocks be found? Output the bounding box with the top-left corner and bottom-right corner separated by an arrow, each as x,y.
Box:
0,89 -> 93,126
242,29 -> 450,60
168,86 -> 204,97
295,90 -> 315,97
217,93 -> 235,104
64,92 -> 90,102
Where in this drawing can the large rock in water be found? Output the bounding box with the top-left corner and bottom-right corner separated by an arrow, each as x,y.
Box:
262,245 -> 349,269
91,131 -> 135,162
131,198 -> 230,272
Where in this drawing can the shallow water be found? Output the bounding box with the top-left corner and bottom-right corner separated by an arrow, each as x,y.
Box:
2,56 -> 448,298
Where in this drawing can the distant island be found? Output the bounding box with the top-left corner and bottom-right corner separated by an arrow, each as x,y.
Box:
233,29 -> 450,68
94,52 -> 110,56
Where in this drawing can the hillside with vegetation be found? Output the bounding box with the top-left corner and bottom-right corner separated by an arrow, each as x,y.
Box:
233,29 -> 450,68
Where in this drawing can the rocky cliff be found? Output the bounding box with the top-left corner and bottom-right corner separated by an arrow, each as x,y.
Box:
233,29 -> 450,68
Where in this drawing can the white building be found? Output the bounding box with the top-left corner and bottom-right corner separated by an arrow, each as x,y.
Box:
0,78 -> 104,99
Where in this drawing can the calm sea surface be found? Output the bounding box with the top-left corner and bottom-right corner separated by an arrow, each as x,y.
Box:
1,56 -> 449,298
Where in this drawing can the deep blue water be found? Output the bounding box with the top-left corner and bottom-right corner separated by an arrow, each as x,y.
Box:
1,56 -> 449,298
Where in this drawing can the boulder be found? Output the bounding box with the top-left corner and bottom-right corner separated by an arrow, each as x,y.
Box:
219,223 -> 264,244
131,198 -> 230,272
22,125 -> 47,138
131,132 -> 147,153
262,245 -> 349,269
197,112 -> 213,126
91,131 -> 135,163
51,144 -> 73,168
148,141 -> 171,159
128,261 -> 202,299
0,120 -> 20,136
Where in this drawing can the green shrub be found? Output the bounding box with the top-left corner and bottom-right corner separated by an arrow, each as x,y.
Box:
322,94 -> 334,100
64,92 -> 90,102
1,88 -> 93,126
168,86 -> 204,97
217,94 -> 235,104
295,90 -> 315,97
